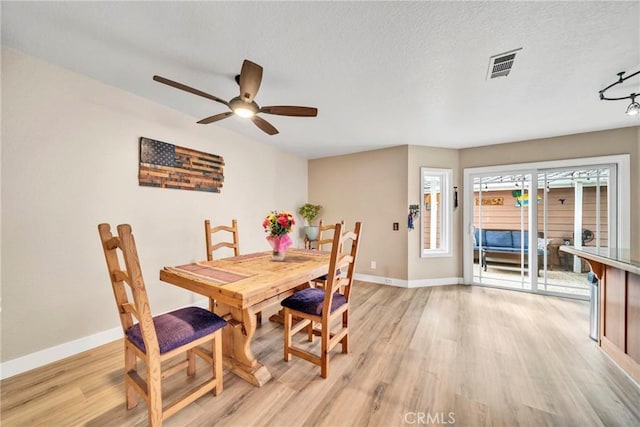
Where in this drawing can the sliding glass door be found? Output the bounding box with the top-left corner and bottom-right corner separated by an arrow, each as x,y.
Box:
535,166 -> 613,297
469,163 -> 616,299
472,172 -> 535,292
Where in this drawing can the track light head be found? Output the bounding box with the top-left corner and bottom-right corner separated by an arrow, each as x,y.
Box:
626,95 -> 640,116
599,71 -> 640,116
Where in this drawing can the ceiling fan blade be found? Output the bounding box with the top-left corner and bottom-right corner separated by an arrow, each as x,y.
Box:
153,75 -> 229,106
197,111 -> 234,124
239,60 -> 263,103
250,115 -> 279,135
260,106 -> 318,117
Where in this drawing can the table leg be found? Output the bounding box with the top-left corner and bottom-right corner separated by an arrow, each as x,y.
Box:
482,249 -> 487,271
269,309 -> 285,324
213,300 -> 272,387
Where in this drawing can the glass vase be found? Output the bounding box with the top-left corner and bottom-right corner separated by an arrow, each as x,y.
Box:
271,250 -> 286,261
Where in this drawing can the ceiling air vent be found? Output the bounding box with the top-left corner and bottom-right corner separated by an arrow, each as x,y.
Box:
487,48 -> 522,79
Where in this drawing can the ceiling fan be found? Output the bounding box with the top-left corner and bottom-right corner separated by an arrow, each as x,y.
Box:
153,60 -> 318,135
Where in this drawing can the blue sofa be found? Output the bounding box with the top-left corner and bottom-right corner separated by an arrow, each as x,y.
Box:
474,229 -> 546,274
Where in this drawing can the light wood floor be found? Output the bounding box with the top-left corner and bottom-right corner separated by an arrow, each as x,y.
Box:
2,282 -> 639,426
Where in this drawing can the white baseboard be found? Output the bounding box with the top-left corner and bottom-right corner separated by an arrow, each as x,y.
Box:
0,298 -> 209,380
407,277 -> 465,288
354,273 -> 463,288
0,327 -> 123,380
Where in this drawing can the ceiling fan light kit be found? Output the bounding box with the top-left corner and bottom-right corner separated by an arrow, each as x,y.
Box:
153,59 -> 318,135
229,97 -> 258,117
598,69 -> 640,116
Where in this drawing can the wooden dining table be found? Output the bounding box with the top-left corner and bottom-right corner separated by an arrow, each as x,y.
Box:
159,248 -> 331,387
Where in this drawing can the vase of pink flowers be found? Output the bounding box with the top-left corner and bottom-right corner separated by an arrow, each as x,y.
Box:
262,210 -> 295,261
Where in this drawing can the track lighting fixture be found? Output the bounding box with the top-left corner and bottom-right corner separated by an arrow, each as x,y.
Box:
599,70 -> 640,116
626,95 -> 640,116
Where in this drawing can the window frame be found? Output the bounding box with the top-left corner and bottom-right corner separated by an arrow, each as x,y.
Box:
421,167 -> 453,258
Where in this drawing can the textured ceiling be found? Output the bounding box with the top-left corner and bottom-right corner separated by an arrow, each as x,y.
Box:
2,1 -> 639,159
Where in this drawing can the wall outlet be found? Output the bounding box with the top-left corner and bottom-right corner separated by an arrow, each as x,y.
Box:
370,261 -> 376,269
393,222 -> 399,231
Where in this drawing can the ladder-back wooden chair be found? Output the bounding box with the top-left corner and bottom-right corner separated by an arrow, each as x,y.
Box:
311,219 -> 344,288
281,221 -> 362,378
204,219 -> 240,261
98,223 -> 227,427
204,218 -> 262,324
316,220 -> 343,251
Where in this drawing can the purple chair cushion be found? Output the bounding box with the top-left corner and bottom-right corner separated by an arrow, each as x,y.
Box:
281,287 -> 347,316
126,307 -> 227,354
316,268 -> 342,282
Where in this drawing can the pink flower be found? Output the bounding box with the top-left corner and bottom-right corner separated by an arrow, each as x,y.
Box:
263,210 -> 295,236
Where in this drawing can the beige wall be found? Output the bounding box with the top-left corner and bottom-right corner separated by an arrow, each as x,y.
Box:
308,146 -> 408,279
407,146 -> 460,281
1,47 -> 309,363
308,145 -> 461,282
309,127 -> 639,284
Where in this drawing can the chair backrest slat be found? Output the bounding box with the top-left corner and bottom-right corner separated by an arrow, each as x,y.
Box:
121,302 -> 138,316
322,222 -> 362,315
205,219 -> 240,261
99,224 -> 134,332
317,220 -> 344,251
98,223 -> 160,357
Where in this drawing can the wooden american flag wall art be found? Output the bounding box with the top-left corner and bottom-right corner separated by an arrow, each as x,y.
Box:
138,137 -> 224,193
